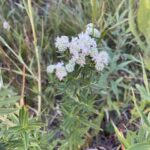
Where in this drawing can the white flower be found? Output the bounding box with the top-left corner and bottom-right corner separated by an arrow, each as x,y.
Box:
99,51 -> 109,65
86,23 -> 101,38
75,54 -> 86,67
93,51 -> 109,65
46,65 -> 55,73
86,23 -> 94,28
55,36 -> 69,52
55,62 -> 67,80
65,61 -> 75,73
78,32 -> 97,56
95,63 -> 105,71
69,58 -> 76,65
93,51 -> 109,71
86,27 -> 101,38
66,58 -> 75,73
69,37 -> 81,55
3,21 -> 10,31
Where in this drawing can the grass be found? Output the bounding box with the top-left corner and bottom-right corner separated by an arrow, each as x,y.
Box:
0,0 -> 149,150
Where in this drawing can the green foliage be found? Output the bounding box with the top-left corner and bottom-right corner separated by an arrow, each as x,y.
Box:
114,61 -> 150,150
0,87 -> 18,115
113,92 -> 150,150
0,0 -> 148,150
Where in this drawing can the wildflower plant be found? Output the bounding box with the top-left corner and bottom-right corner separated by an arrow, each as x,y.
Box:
47,23 -> 109,81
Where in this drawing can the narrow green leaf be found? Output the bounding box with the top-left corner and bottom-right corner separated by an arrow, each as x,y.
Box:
132,88 -> 150,127
0,96 -> 19,106
112,122 -> 130,148
0,108 -> 17,115
128,143 -> 150,150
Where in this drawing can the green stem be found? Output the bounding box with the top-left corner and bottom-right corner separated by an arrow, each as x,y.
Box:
26,0 -> 42,115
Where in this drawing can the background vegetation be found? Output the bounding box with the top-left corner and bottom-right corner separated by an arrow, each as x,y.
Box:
0,0 -> 149,150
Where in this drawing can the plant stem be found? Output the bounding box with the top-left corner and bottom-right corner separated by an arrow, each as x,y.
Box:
20,65 -> 25,106
27,0 -> 42,115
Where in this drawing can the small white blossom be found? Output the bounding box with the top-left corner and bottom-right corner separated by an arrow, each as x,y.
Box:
55,36 -> 69,52
86,23 -> 94,28
86,23 -> 101,38
99,51 -> 109,65
3,21 -> 10,31
75,54 -> 86,67
95,63 -> 105,71
78,32 -> 97,56
69,33 -> 97,57
69,37 -> 81,55
66,59 -> 75,73
93,51 -> 109,71
55,62 -> 67,80
65,62 -> 75,73
69,58 -> 76,65
46,65 -> 55,73
86,27 -> 101,38
93,51 -> 109,65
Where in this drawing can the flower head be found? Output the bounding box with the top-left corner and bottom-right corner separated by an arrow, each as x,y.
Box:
93,51 -> 109,71
65,60 -> 75,73
78,32 -> 97,56
55,36 -> 69,52
55,62 -> 67,80
46,65 -> 55,73
75,54 -> 86,67
86,23 -> 101,38
95,63 -> 105,71
93,51 -> 109,65
86,23 -> 94,28
69,37 -> 81,55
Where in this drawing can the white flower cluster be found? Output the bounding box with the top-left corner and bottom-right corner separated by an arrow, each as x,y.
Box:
55,36 -> 69,52
47,23 -> 109,81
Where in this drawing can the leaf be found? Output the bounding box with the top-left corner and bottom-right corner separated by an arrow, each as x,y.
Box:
0,108 -> 17,115
112,122 -> 130,148
0,96 -> 19,106
141,56 -> 150,93
111,81 -> 119,100
128,143 -> 150,150
137,0 -> 150,42
132,88 -> 150,127
19,106 -> 29,126
117,60 -> 133,70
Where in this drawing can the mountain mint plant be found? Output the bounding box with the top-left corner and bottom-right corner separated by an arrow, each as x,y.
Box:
47,23 -> 109,80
